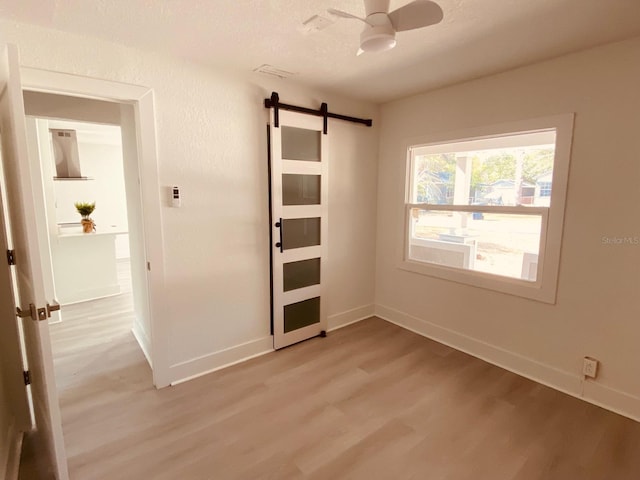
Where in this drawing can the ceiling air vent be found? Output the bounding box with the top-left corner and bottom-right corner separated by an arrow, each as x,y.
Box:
253,64 -> 297,80
300,14 -> 335,34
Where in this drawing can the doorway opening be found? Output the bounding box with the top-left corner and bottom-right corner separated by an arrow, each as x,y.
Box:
25,113 -> 148,393
21,87 -> 157,389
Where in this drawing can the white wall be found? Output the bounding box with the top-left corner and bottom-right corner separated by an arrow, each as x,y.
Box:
23,90 -> 121,125
376,37 -> 640,420
0,20 -> 379,383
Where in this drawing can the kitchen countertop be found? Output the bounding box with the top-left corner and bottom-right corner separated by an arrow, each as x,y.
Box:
57,225 -> 128,238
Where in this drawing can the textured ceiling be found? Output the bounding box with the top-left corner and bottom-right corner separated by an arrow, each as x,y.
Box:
0,0 -> 639,103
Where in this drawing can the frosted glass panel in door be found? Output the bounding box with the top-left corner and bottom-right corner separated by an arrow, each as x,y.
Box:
283,258 -> 320,292
282,174 -> 321,205
281,126 -> 321,161
282,218 -> 320,250
284,297 -> 320,333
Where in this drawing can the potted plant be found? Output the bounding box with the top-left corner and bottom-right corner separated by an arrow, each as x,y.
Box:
74,202 -> 96,233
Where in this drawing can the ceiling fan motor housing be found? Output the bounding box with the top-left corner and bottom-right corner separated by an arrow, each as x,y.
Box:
360,12 -> 396,53
364,0 -> 391,16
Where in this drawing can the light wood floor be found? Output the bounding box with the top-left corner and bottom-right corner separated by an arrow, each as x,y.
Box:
21,273 -> 640,479
49,260 -> 136,394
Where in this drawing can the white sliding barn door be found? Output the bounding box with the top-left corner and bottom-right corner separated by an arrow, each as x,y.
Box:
269,110 -> 328,350
0,43 -> 69,480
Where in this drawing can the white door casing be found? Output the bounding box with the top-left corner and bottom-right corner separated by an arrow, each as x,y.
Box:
25,117 -> 61,324
0,43 -> 69,480
19,67 -> 168,387
270,110 -> 328,349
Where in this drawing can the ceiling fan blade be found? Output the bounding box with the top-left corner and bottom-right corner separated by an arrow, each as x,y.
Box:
388,0 -> 443,32
327,8 -> 368,23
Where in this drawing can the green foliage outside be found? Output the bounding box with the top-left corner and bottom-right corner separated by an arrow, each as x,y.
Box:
414,149 -> 554,203
470,149 -> 554,187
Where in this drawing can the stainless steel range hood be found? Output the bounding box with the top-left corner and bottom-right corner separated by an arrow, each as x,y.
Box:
51,129 -> 89,180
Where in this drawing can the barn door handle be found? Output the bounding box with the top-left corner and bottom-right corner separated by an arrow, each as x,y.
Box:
275,218 -> 283,253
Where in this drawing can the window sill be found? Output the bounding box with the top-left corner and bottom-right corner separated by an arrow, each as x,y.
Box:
397,258 -> 557,304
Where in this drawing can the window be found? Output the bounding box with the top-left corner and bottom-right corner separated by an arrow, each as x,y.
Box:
401,115 -> 574,303
538,181 -> 552,197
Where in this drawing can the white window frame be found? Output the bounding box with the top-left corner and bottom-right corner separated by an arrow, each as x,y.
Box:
398,114 -> 574,304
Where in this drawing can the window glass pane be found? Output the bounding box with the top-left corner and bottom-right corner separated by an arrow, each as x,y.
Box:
282,174 -> 320,205
412,131 -> 556,207
283,258 -> 320,292
284,297 -> 320,333
282,218 -> 320,250
281,126 -> 321,161
412,154 -> 456,204
408,209 -> 542,281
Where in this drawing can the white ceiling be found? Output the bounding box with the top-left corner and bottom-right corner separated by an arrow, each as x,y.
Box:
1,0 -> 639,104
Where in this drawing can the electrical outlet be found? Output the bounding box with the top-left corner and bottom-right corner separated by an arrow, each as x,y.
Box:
583,357 -> 599,379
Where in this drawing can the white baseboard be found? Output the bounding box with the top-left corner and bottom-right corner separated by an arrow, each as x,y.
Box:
582,380 -> 640,422
375,304 -> 640,423
3,420 -> 23,480
168,305 -> 376,386
169,336 -> 274,386
132,322 -> 152,368
60,285 -> 121,306
327,304 -> 375,332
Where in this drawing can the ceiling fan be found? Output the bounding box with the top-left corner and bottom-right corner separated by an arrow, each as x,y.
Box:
328,0 -> 444,55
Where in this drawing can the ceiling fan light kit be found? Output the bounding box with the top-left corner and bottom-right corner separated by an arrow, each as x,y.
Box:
360,22 -> 397,53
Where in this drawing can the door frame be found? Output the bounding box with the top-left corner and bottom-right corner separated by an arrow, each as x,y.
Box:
19,68 -> 170,387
